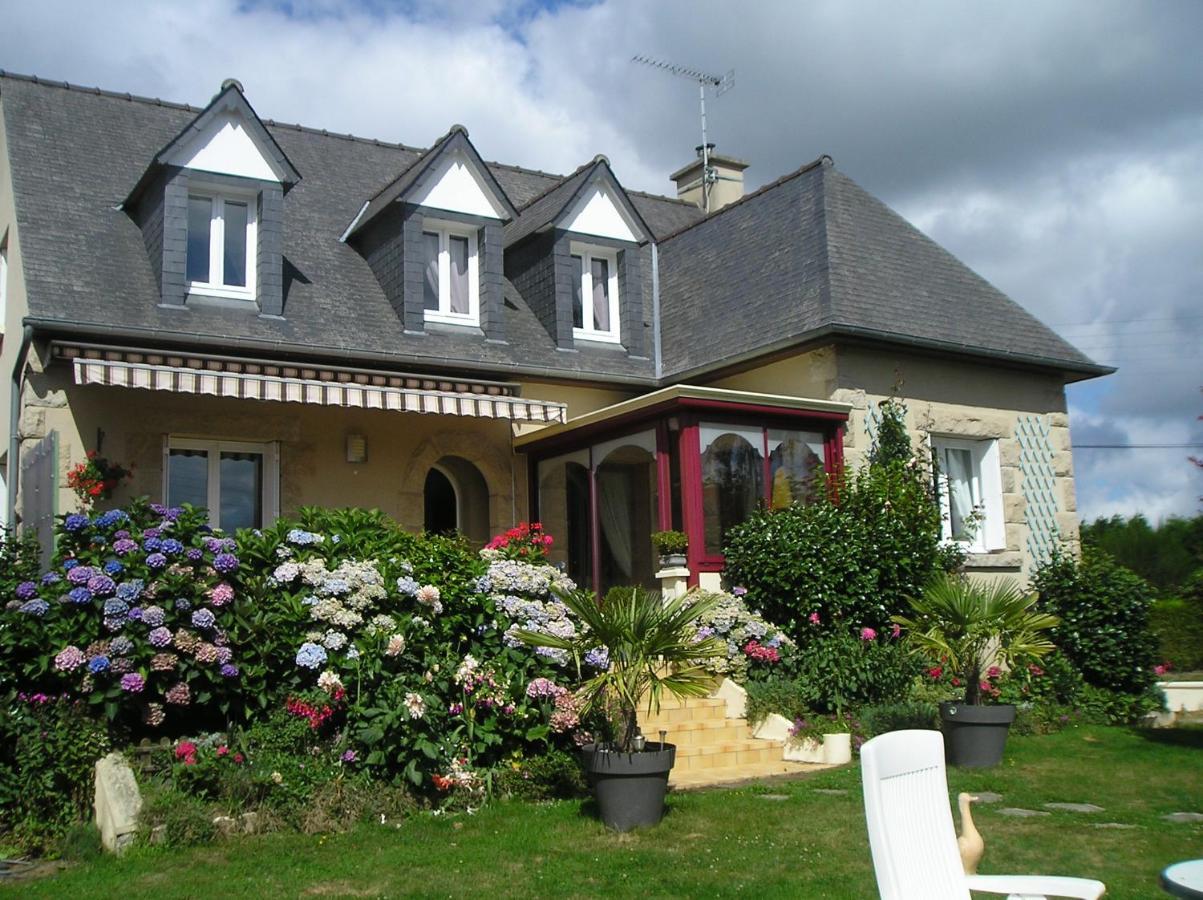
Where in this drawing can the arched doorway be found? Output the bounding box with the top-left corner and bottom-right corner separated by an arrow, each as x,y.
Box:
422,456 -> 490,544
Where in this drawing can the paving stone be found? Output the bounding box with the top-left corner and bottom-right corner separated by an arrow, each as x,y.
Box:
973,792 -> 1003,804
1163,812 -> 1203,824
813,789 -> 849,796
757,794 -> 790,801
997,807 -> 1051,818
1094,823 -> 1137,830
1044,802 -> 1104,813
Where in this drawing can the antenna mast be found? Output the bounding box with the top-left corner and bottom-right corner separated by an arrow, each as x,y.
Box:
633,55 -> 734,213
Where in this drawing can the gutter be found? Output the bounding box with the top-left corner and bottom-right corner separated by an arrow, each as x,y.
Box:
7,324 -> 33,527
21,316 -> 660,390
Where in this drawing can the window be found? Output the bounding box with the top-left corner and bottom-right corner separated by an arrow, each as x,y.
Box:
164,438 -> 278,530
930,436 -> 1005,553
422,219 -> 479,325
186,192 -> 257,300
570,242 -> 620,343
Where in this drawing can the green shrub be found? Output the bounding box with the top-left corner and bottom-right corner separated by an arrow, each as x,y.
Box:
495,749 -> 588,801
0,695 -> 111,853
1149,572 -> 1203,672
139,784 -> 218,847
1033,548 -> 1159,694
859,701 -> 939,736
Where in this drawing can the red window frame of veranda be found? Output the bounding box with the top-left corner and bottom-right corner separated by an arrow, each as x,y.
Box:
525,396 -> 847,591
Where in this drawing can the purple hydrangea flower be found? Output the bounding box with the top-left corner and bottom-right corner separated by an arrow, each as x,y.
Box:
215,646 -> 233,664
87,655 -> 111,674
104,616 -> 126,633
146,553 -> 168,570
341,750 -> 357,763
213,553 -> 239,575
148,627 -> 172,648
110,636 -> 133,656
114,529 -> 130,539
120,673 -> 145,693
19,599 -> 49,617
87,575 -> 117,597
204,537 -> 223,553
15,581 -> 37,600
149,503 -> 168,516
584,646 -> 611,669
142,605 -> 166,627
67,587 -> 93,605
67,566 -> 95,586
174,597 -> 192,612
166,506 -> 184,520
191,608 -> 216,630
185,548 -> 203,562
142,537 -> 163,553
142,527 -> 162,539
41,572 -> 62,586
219,663 -> 239,678
112,538 -> 138,556
64,514 -> 89,532
127,606 -> 144,621
295,642 -> 327,669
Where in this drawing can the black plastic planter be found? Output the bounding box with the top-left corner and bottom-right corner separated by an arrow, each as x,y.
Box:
581,742 -> 676,831
940,702 -> 1016,767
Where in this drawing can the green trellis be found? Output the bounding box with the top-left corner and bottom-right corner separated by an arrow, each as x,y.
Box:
1016,415 -> 1060,565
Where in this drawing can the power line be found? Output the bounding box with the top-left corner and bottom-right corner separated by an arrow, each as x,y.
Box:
1074,443 -> 1203,449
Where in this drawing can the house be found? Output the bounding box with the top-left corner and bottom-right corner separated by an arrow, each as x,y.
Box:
0,73 -> 1110,590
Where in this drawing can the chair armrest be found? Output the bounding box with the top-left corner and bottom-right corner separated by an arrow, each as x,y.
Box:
965,873 -> 1106,899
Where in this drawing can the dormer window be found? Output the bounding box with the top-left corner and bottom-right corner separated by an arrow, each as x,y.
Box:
570,243 -> 620,343
422,219 -> 479,326
187,191 -> 257,301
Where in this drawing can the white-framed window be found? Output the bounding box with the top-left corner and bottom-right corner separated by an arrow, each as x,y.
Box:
186,190 -> 257,301
570,242 -> 620,343
421,218 -> 480,326
163,437 -> 279,531
930,435 -> 1005,553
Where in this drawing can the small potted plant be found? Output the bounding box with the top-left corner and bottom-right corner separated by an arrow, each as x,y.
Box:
651,530 -> 689,568
515,585 -> 722,831
893,574 -> 1059,767
784,712 -> 858,765
66,450 -> 133,508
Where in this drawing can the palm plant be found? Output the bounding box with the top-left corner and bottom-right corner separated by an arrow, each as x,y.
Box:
515,586 -> 725,751
893,574 -> 1060,705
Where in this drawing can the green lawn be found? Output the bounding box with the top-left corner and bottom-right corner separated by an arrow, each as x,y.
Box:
5,726 -> 1200,899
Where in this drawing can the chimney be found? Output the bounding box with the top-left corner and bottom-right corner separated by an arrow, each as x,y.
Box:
670,143 -> 748,213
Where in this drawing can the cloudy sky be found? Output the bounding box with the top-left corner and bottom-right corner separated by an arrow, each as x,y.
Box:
2,0 -> 1200,522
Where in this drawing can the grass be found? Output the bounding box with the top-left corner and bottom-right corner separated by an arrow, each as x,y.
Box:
4,726 -> 1200,899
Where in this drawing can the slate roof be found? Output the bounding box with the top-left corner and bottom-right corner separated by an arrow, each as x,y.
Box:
658,158 -> 1109,381
1,73 -> 1105,387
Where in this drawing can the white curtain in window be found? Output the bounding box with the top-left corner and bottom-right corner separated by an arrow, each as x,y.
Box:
945,448 -> 975,537
422,232 -> 440,310
597,467 -> 633,580
591,257 -> 610,331
449,235 -> 469,314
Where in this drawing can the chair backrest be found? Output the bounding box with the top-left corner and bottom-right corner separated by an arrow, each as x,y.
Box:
861,730 -> 970,900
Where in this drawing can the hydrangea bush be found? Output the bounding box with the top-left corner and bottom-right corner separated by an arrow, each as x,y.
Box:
0,500 -> 246,732
683,588 -> 794,683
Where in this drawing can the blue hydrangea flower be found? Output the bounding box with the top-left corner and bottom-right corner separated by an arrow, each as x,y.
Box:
103,560 -> 124,576
213,553 -> 239,574
41,572 -> 62,586
287,529 -> 323,545
142,537 -> 163,553
19,599 -> 49,617
474,575 -> 491,594
220,663 -> 239,678
295,642 -> 327,669
103,598 -> 129,617
166,507 -> 184,520
63,559 -> 80,570
146,553 -> 168,570
103,617 -> 126,633
67,587 -> 93,605
584,646 -> 610,669
174,597 -> 192,612
93,509 -> 129,528
396,576 -> 419,596
109,636 -> 133,656
142,605 -> 166,627
64,514 -> 89,532
115,579 -> 144,603
15,581 -> 37,600
160,538 -> 184,555
87,655 -> 110,674
192,608 -> 216,630
127,606 -> 143,621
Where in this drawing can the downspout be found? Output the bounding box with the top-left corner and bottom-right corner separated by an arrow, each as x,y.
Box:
7,324 -> 33,527
651,242 -> 662,381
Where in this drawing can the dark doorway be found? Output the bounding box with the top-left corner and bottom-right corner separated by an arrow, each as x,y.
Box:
423,467 -> 458,534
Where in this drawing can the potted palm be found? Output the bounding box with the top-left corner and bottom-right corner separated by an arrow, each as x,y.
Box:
515,586 -> 722,830
651,530 -> 689,569
893,575 -> 1059,767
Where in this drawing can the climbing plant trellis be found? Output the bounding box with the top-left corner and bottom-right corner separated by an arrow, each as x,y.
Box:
1016,415 -> 1061,565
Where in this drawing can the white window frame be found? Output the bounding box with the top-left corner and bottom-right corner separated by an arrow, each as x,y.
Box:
162,437 -> 279,530
186,189 -> 258,302
0,239 -> 8,336
930,435 -> 1005,554
421,218 -> 480,326
570,241 -> 621,344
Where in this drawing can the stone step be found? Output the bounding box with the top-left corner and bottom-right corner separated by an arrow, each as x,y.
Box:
640,702 -> 730,727
671,740 -> 787,773
638,719 -> 754,747
642,694 -> 727,712
669,758 -> 830,790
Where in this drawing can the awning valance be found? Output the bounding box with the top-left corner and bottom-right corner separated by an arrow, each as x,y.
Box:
69,356 -> 566,424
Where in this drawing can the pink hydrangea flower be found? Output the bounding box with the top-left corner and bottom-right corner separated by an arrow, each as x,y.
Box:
54,645 -> 86,672
808,612 -> 821,625
890,623 -> 902,638
208,582 -> 235,607
860,627 -> 877,642
165,682 -> 191,705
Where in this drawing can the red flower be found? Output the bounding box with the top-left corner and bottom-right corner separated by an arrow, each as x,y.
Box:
927,666 -> 943,680
431,774 -> 454,792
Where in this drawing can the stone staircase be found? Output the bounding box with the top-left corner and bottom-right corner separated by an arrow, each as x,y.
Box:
639,692 -> 829,790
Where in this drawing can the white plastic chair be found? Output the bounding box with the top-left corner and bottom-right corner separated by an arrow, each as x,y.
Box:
861,730 -> 1105,899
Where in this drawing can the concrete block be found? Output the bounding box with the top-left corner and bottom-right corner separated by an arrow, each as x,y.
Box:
784,738 -> 825,763
751,712 -> 792,741
94,752 -> 142,854
714,677 -> 748,720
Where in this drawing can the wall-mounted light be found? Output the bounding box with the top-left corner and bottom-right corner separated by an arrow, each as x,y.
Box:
345,433 -> 367,464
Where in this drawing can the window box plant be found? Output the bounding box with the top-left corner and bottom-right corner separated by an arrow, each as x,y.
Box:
893,574 -> 1059,767
515,586 -> 722,830
651,530 -> 688,568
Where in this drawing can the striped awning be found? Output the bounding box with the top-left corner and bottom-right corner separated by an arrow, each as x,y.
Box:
71,357 -> 566,424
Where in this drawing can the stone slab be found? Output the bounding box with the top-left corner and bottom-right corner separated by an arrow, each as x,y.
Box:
1163,812 -> 1203,824
1044,802 -> 1104,813
714,677 -> 748,720
94,752 -> 142,854
973,792 -> 1003,804
997,808 -> 1051,818
813,789 -> 849,796
751,712 -> 792,741
757,794 -> 790,801
1093,823 -> 1137,830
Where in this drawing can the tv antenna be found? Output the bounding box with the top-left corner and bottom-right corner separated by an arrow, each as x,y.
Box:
633,55 -> 734,212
